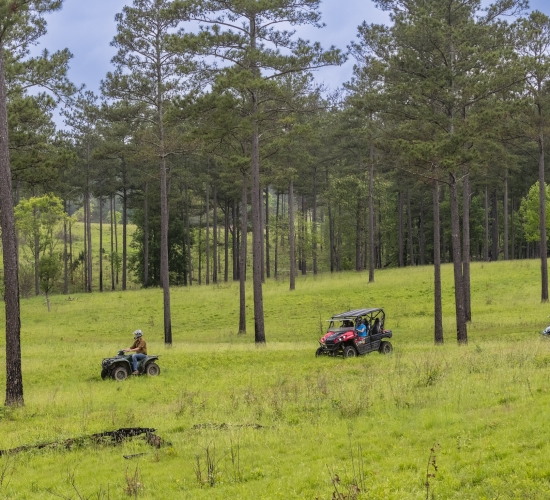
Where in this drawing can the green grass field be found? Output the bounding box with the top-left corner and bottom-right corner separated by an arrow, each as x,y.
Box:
1,260 -> 550,499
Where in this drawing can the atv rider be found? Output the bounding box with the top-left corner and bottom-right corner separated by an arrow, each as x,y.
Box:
123,329 -> 147,375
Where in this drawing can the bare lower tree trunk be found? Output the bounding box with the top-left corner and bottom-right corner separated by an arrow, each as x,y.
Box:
407,189 -> 414,266
232,199 -> 238,281
122,187 -> 127,291
213,187 -> 218,284
206,183 -> 210,286
64,202 -> 68,294
420,197 -> 426,266
239,173 -> 248,334
491,189 -> 499,262
275,192 -> 280,279
538,110 -> 548,301
289,179 -> 296,291
356,198 -> 362,271
301,195 -> 307,275
34,206 -> 39,295
144,182 -> 149,287
484,186 -> 489,262
398,191 -> 404,267
114,196 -> 119,285
265,187 -> 270,279
511,196 -> 515,260
160,152 -> 172,344
312,173 -> 318,275
504,171 -> 509,260
99,196 -> 103,292
86,191 -> 92,293
462,171 -> 471,322
0,48 -> 23,406
368,142 -> 375,282
110,195 -> 115,291
433,174 -> 443,344
450,173 -> 467,344
224,199 -> 229,283
186,184 -> 192,286
83,199 -> 88,292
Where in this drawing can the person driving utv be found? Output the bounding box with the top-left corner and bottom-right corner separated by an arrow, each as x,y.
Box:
123,329 -> 147,375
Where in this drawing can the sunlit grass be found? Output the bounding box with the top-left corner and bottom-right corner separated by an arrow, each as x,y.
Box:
1,260 -> 550,498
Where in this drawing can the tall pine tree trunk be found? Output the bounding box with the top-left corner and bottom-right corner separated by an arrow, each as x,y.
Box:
232,199 -> 238,281
265,187 -> 270,278
398,191 -> 404,267
504,171 -> 509,260
144,182 -> 149,287
110,195 -> 115,290
462,171 -> 471,322
312,172 -> 318,275
63,201 -> 68,294
484,186 -> 489,262
491,189 -> 499,262
206,182 -> 210,285
407,189 -> 414,266
99,196 -> 103,292
225,199 -> 229,283
239,173 -> 248,334
538,103 -> 549,301
0,47 -> 23,405
450,173 -> 467,344
368,142 -> 375,282
122,186 -> 127,291
186,184 -> 192,286
213,187 -> 218,284
433,174 -> 443,344
34,206 -> 39,295
275,192 -> 280,279
289,180 -> 296,290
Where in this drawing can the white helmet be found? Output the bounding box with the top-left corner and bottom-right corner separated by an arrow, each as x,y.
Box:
133,329 -> 143,339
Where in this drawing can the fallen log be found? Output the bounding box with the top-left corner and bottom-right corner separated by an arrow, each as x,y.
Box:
0,427 -> 163,456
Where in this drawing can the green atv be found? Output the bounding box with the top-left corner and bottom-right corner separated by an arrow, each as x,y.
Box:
101,351 -> 161,381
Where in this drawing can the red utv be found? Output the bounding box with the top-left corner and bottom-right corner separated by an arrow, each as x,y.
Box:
316,308 -> 393,358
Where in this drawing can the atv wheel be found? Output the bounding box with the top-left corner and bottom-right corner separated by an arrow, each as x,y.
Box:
379,341 -> 393,354
112,365 -> 129,381
101,369 -> 109,380
343,345 -> 357,358
146,362 -> 160,377
315,347 -> 324,357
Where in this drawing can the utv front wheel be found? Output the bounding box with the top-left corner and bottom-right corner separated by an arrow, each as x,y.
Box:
101,369 -> 108,380
379,341 -> 393,354
112,366 -> 129,381
315,347 -> 324,357
343,346 -> 357,358
146,363 -> 161,377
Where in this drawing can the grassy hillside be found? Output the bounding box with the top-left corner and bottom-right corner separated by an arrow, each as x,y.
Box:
1,260 -> 550,499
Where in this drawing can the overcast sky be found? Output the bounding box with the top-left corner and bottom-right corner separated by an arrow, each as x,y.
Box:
35,0 -> 550,120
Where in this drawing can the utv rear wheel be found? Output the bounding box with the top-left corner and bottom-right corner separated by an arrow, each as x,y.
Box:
112,366 -> 129,381
379,341 -> 393,354
146,363 -> 160,376
343,346 -> 357,358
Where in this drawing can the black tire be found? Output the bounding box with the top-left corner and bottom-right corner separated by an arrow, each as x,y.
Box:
343,345 -> 357,358
101,369 -> 109,380
315,347 -> 324,357
112,365 -> 129,381
379,341 -> 393,354
146,362 -> 160,376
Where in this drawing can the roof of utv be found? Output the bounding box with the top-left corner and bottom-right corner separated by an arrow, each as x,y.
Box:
331,308 -> 384,319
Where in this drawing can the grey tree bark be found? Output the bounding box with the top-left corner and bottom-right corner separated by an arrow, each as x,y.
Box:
0,48 -> 23,406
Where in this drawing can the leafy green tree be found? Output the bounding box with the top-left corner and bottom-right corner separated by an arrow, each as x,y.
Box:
520,181 -> 550,242
38,253 -> 61,311
14,193 -> 66,296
